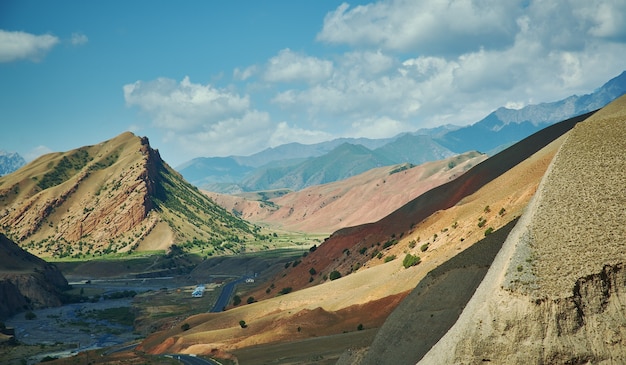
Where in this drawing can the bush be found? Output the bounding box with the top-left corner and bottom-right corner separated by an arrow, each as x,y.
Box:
420,243 -> 429,252
309,268 -> 317,276
25,311 -> 36,320
233,295 -> 241,306
357,323 -> 364,331
246,296 -> 255,304
329,270 -> 342,281
181,323 -> 190,331
484,227 -> 494,236
402,254 -> 421,268
384,255 -> 396,263
239,320 -> 247,328
279,287 -> 292,295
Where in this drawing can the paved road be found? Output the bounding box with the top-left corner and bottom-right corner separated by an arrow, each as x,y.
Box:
210,277 -> 246,312
169,354 -> 220,365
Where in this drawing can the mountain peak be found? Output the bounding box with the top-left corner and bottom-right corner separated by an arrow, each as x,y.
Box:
0,133 -> 259,258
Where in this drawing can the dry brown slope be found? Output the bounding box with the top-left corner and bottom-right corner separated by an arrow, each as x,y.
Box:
137,113 -> 585,360
419,95 -> 626,364
205,152 -> 486,234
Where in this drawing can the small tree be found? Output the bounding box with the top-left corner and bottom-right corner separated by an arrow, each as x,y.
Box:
233,295 -> 241,306
181,323 -> 190,331
246,296 -> 255,304
329,270 -> 342,281
239,320 -> 247,328
309,268 -> 317,276
402,254 -> 421,268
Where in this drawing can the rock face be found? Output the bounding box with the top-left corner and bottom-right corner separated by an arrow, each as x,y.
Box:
418,95 -> 626,363
0,150 -> 25,176
0,233 -> 68,319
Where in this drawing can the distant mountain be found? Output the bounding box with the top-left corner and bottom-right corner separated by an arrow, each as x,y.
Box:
0,132 -> 261,258
436,70 -> 626,153
375,134 -> 455,164
179,70 -> 626,193
0,233 -> 68,319
0,150 -> 26,176
241,143 -> 397,191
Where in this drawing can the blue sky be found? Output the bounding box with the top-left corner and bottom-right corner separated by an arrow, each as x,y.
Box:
2,0 -> 626,167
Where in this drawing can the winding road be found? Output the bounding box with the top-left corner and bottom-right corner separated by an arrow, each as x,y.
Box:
209,277 -> 246,312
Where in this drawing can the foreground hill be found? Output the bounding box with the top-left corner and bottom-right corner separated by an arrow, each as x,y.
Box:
413,94 -> 626,364
136,110 -> 594,361
207,151 -> 486,234
0,132 -> 260,258
0,233 -> 68,320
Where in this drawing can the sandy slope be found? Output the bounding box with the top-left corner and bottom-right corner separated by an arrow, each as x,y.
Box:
419,95 -> 626,364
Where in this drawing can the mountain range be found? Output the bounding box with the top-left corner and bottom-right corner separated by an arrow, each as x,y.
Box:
178,70 -> 626,193
0,151 -> 25,177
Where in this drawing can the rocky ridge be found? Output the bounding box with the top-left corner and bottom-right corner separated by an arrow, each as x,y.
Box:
0,132 -> 258,258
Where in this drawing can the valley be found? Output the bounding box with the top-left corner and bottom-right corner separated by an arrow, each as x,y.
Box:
0,94 -> 624,365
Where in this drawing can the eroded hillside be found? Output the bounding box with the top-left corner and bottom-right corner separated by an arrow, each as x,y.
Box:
0,132 -> 260,258
417,95 -> 626,364
207,151 -> 487,234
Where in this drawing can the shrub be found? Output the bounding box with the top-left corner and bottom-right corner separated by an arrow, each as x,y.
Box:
233,295 -> 241,306
239,320 -> 247,328
25,311 -> 36,320
309,268 -> 317,276
384,255 -> 397,263
420,243 -> 429,252
181,323 -> 190,331
402,254 -> 421,268
357,323 -> 364,331
329,270 -> 342,281
246,296 -> 255,304
499,207 -> 506,216
279,287 -> 292,295
484,227 -> 494,236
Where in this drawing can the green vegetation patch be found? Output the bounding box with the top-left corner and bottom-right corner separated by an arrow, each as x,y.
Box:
37,148 -> 93,190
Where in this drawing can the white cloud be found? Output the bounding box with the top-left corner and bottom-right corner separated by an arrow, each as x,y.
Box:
70,32 -> 88,46
269,122 -> 333,147
234,65 -> 257,81
25,145 -> 53,162
350,116 -> 409,139
264,48 -> 333,84
317,1 -> 522,55
0,29 -> 59,62
123,76 -> 250,132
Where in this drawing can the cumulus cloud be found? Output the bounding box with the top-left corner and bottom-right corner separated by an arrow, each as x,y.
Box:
268,0 -> 626,131
317,1 -> 522,55
70,32 -> 88,46
123,76 -> 250,132
0,29 -> 59,62
268,122 -> 333,147
264,48 -> 333,84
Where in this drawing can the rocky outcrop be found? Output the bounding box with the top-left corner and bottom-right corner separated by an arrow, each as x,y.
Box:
418,95 -> 626,364
0,233 -> 68,319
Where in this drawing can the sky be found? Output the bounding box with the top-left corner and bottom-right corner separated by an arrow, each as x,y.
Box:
1,0 -> 626,168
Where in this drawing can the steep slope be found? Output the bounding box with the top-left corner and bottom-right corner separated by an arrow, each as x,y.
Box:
136,111 -> 595,360
0,233 -> 68,319
0,132 -> 259,258
248,111 -> 594,301
207,151 -> 487,234
417,95 -> 626,364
